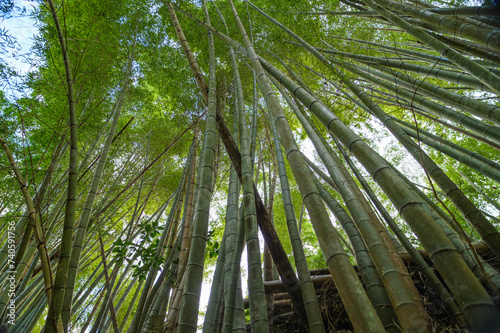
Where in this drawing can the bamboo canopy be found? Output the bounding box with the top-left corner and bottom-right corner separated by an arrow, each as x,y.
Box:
0,0 -> 499,332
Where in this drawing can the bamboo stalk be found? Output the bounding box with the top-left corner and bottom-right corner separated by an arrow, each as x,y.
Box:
266,98 -> 326,333
0,137 -> 54,319
176,1 -> 219,330
44,0 -> 79,330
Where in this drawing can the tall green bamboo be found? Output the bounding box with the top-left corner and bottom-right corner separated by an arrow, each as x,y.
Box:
425,5 -> 500,17
7,2 -> 500,333
321,47 -> 492,92
278,83 -> 425,331
127,163 -> 189,332
176,130 -> 200,284
225,2 -> 385,331
202,235 -> 226,333
363,90 -> 500,151
310,170 -> 402,329
61,51 -> 135,331
386,162 -> 500,292
188,9 -> 382,331
176,1 -> 218,330
263,13 -> 500,264
255,47 -> 499,332
221,98 -> 243,333
324,53 -> 500,146
230,26 -> 269,332
205,3 -> 310,328
266,98 -> 326,333
351,60 -> 500,130
331,135 -> 465,323
325,36 -> 460,70
45,0 -> 79,331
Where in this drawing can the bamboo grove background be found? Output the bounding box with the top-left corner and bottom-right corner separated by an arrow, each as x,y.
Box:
0,0 -> 499,332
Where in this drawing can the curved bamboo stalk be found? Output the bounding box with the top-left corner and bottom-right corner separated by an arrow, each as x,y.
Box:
186,9 -> 383,331
0,137 -> 54,319
45,0 -> 78,330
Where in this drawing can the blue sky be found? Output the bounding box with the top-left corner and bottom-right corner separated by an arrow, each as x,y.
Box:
1,1 -> 39,81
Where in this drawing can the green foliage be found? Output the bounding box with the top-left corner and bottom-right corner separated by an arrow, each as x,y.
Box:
2,0 -> 500,330
112,218 -> 165,279
205,229 -> 221,260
